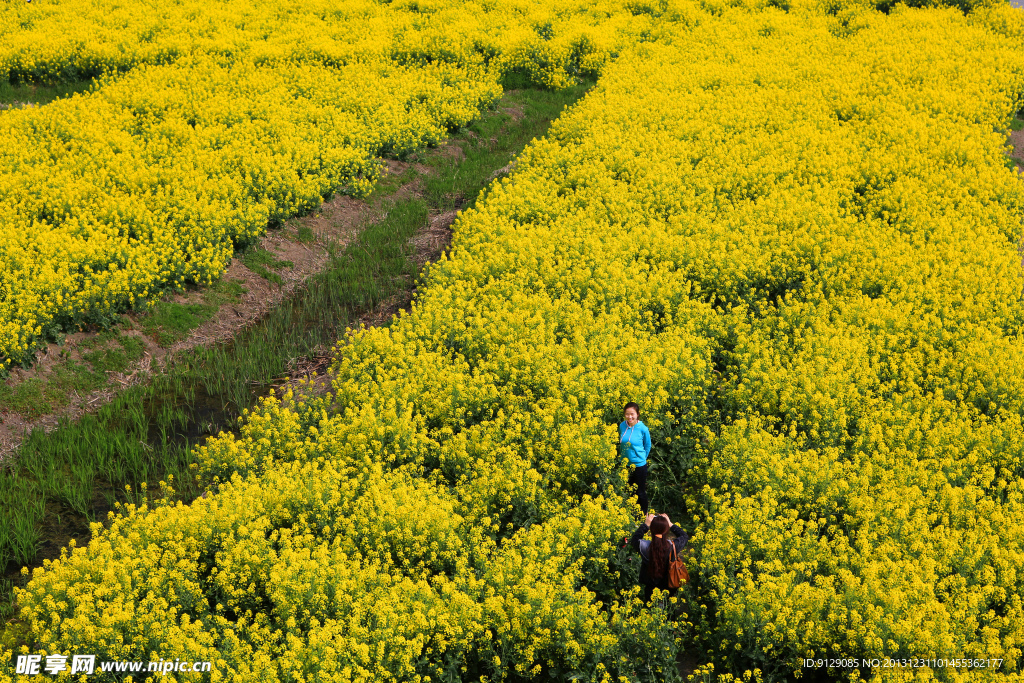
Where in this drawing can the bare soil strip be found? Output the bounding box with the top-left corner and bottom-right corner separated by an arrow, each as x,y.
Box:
1010,128 -> 1024,173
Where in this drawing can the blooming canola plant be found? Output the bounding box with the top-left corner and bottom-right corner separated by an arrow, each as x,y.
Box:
2,0 -> 1024,680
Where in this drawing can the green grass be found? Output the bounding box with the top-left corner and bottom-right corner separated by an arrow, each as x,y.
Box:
0,577 -> 17,623
0,362 -> 106,419
3,369 -> 90,419
0,80 -> 93,107
368,166 -> 418,200
81,334 -> 146,374
203,278 -> 247,306
76,327 -> 122,352
81,346 -> 131,374
499,69 -> 535,91
421,81 -> 596,213
1011,117 -> 1024,132
140,278 -> 246,346
296,225 -> 316,244
55,360 -> 106,392
141,301 -> 216,346
242,247 -> 293,285
0,82 -> 597,631
0,378 -> 57,419
0,330 -> 148,419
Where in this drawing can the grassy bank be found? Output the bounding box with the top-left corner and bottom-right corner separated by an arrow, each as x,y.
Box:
0,81 -> 594,627
0,80 -> 93,108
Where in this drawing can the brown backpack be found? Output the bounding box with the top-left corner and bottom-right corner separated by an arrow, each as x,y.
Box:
667,542 -> 690,588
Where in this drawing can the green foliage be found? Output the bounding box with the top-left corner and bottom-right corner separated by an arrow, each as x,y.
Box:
141,301 -> 216,347
0,79 -> 92,106
242,247 -> 294,286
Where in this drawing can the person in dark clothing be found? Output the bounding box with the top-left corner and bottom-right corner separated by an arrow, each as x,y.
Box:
629,512 -> 690,605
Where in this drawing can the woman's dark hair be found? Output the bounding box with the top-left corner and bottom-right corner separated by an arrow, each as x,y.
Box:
649,515 -> 671,578
624,402 -> 640,415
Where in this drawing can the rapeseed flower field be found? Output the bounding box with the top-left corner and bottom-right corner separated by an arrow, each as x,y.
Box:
0,0 -> 649,372
3,0 -> 1024,680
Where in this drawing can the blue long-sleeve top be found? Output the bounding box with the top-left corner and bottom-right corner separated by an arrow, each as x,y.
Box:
618,420 -> 651,466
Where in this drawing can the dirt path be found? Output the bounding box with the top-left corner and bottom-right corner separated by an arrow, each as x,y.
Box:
1010,128 -> 1024,171
0,154 -> 457,462
1011,128 -> 1024,271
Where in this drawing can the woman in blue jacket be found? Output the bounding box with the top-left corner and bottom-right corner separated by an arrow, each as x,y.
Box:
619,402 -> 652,514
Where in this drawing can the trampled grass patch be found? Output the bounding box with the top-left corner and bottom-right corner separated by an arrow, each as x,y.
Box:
140,301 -> 216,346
139,278 -> 246,347
241,247 -> 294,286
0,80 -> 92,107
80,337 -> 145,375
296,225 -> 316,244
